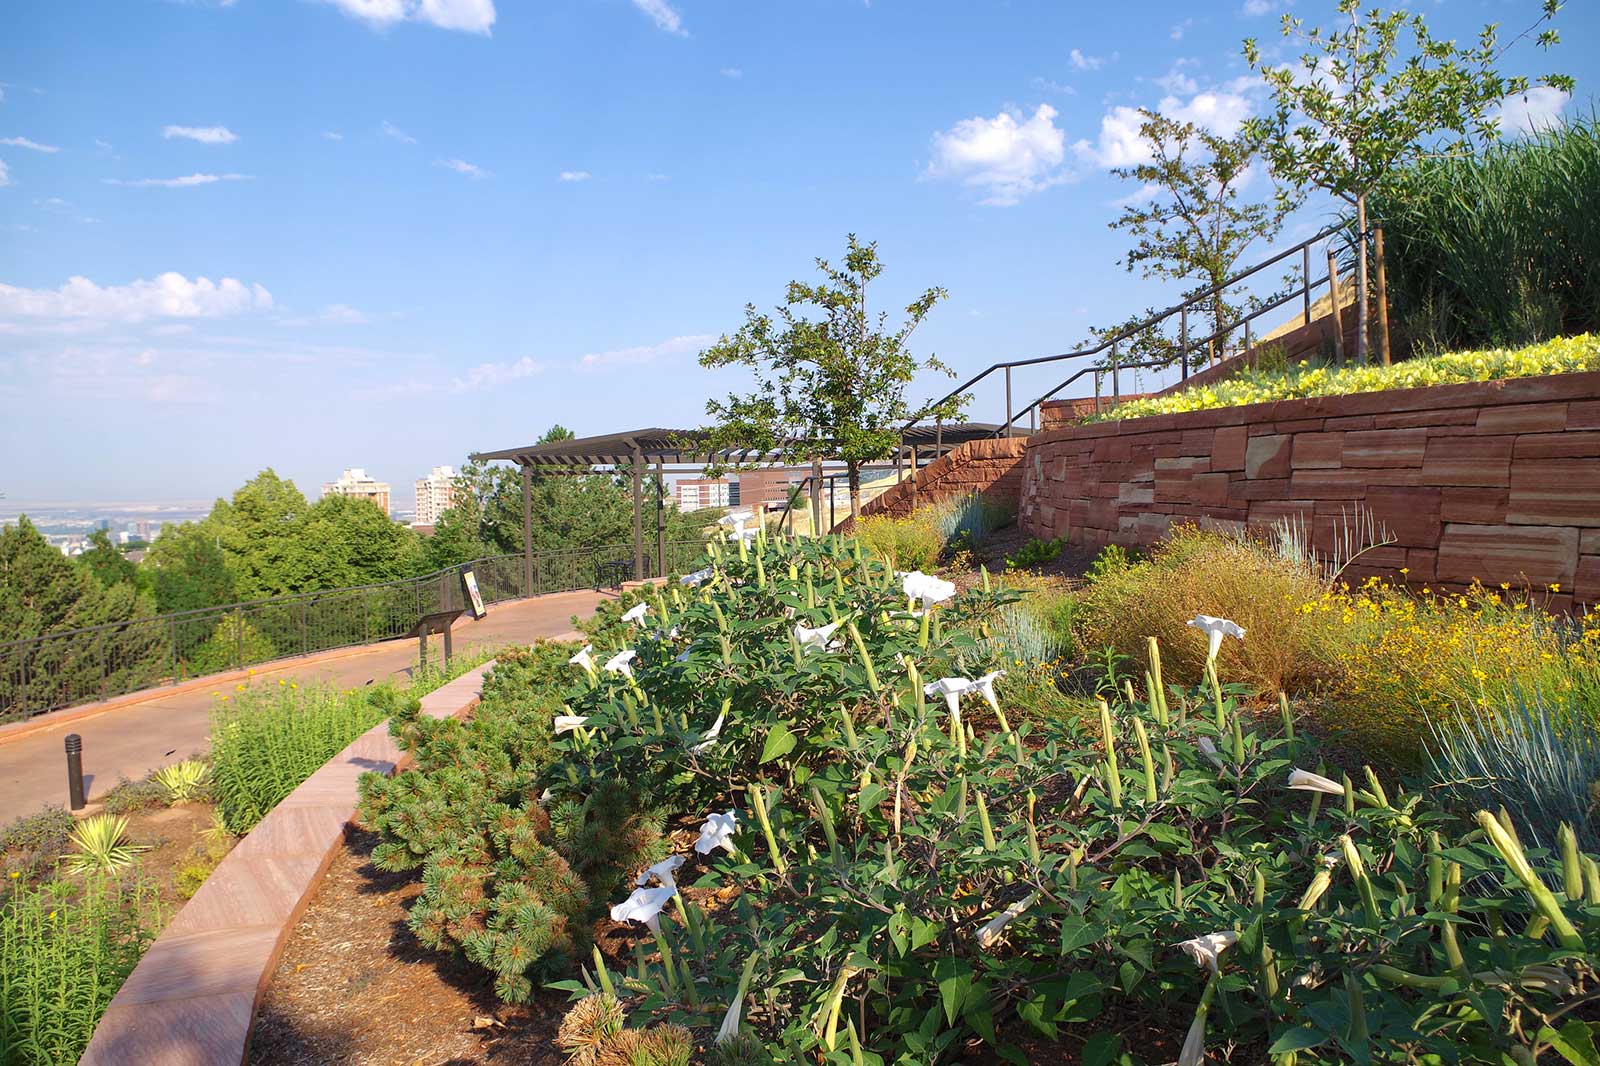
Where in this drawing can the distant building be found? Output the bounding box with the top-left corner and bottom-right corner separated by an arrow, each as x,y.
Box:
676,477 -> 736,512
322,468 -> 392,516
414,466 -> 459,526
736,469 -> 804,513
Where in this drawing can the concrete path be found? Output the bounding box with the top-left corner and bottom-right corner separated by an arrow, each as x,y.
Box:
0,589 -> 612,823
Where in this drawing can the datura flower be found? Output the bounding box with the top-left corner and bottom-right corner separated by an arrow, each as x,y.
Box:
568,645 -> 597,674
691,710 -> 727,754
1196,735 -> 1224,769
636,854 -> 686,889
681,566 -> 714,587
795,621 -> 842,654
1186,614 -> 1245,661
900,570 -> 956,613
610,885 -> 677,934
971,670 -> 1004,712
554,714 -> 589,735
1177,930 -> 1238,973
621,602 -> 649,625
675,646 -> 693,664
976,891 -> 1037,949
603,649 -> 637,678
923,677 -> 970,716
696,810 -> 738,855
718,511 -> 757,541
1287,768 -> 1345,796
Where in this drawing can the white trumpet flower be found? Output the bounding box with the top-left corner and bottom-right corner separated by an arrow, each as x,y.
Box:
696,810 -> 738,855
1177,930 -> 1238,973
610,885 -> 677,934
603,649 -> 637,678
1287,768 -> 1346,796
718,511 -> 758,541
971,670 -> 1005,713
675,646 -> 693,664
553,714 -> 589,735
691,710 -> 727,754
681,566 -> 714,587
1186,614 -> 1245,661
795,621 -> 842,654
900,570 -> 956,613
1196,735 -> 1225,769
923,677 -> 971,717
621,602 -> 649,625
976,891 -> 1037,949
568,644 -> 596,674
636,854 -> 686,889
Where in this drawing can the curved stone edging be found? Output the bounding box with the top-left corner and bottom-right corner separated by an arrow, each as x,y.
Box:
79,659 -> 500,1066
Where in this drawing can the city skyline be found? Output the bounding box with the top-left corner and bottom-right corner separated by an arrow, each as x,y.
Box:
4,0 -> 1592,504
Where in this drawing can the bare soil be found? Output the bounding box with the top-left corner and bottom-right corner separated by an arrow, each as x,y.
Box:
249,829 -> 568,1066
123,802 -> 225,912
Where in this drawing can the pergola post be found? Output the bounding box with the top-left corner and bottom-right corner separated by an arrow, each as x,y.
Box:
655,458 -> 666,577
631,446 -> 644,581
520,462 -> 533,597
810,455 -> 823,537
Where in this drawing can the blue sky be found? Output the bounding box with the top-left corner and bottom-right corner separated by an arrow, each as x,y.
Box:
2,0 -> 1592,507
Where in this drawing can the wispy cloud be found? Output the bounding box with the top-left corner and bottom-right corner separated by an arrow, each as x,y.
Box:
437,157 -> 488,178
322,130 -> 344,141
380,120 -> 418,145
1070,48 -> 1113,72
0,272 -> 274,325
720,67 -> 743,79
163,124 -> 238,144
926,104 -> 1069,206
558,170 -> 591,182
1169,18 -> 1195,41
318,0 -> 495,34
104,172 -> 250,188
0,136 -> 60,153
630,0 -> 686,36
578,334 -> 714,370
452,355 -> 544,391
0,161 -> 9,188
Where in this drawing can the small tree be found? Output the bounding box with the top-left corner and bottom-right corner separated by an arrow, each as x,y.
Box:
1109,111 -> 1295,364
1245,0 -> 1570,363
699,235 -> 962,521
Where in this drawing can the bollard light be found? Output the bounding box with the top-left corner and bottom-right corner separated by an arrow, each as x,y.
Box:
65,733 -> 87,811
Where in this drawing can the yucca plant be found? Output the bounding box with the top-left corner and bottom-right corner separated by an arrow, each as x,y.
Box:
1427,687 -> 1600,851
64,814 -> 147,875
152,759 -> 210,805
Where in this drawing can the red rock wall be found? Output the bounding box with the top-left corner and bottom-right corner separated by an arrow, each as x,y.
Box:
835,437 -> 1028,532
1020,372 -> 1600,610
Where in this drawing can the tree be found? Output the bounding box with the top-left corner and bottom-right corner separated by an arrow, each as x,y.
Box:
298,494 -> 421,590
699,235 -> 961,520
1244,0 -> 1571,363
78,529 -> 138,590
1109,111 -> 1294,363
141,523 -> 236,613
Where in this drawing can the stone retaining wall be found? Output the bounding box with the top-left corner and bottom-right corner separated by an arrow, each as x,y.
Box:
835,437 -> 1028,531
1020,371 -> 1600,611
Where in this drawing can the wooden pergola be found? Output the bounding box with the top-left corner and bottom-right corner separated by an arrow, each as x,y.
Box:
469,423 -> 1024,584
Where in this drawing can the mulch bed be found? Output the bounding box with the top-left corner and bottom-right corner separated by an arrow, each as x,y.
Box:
249,829 -> 568,1066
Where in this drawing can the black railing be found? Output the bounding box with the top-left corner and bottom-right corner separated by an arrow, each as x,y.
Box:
905,224 -> 1361,437
0,540 -> 708,723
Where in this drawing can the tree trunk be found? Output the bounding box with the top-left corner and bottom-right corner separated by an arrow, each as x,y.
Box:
848,462 -> 862,522
1356,194 -> 1371,365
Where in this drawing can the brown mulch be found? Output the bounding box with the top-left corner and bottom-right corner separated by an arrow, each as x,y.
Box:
249,829 -> 569,1066
124,802 -> 224,911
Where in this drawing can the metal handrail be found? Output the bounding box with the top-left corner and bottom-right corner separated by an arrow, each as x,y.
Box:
904,223 -> 1359,436
0,540 -> 709,722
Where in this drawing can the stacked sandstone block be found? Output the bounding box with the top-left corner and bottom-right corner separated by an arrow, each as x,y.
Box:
844,437 -> 1028,528
1023,372 -> 1600,611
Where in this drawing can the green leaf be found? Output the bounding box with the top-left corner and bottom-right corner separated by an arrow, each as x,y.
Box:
1545,1021 -> 1600,1066
1082,1032 -> 1123,1066
1269,1026 -> 1329,1054
761,723 -> 797,764
935,957 -> 974,1026
888,910 -> 909,957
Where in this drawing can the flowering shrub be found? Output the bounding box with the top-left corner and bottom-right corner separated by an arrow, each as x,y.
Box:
369,531 -> 1600,1063
1094,332 -> 1600,422
854,511 -> 944,572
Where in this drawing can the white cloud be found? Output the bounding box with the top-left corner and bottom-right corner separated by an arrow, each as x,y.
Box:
1110,182 -> 1161,208
558,170 -> 591,182
0,161 -> 9,188
0,273 -> 274,324
1073,86 -> 1255,169
380,120 -> 418,144
163,125 -> 238,144
1492,87 -> 1569,136
437,157 -> 488,178
319,0 -> 494,33
1069,48 -> 1105,72
104,172 -> 250,187
1154,69 -> 1198,95
323,130 -> 344,141
0,136 -> 59,153
1167,89 -> 1252,137
926,103 -> 1068,206
631,0 -> 686,35
320,303 -> 369,324
1169,18 -> 1195,41
720,67 -> 743,79
1242,0 -> 1277,14
578,333 -> 714,370
452,356 -> 544,391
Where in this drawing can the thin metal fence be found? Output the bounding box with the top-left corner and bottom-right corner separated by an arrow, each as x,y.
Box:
0,540 -> 708,723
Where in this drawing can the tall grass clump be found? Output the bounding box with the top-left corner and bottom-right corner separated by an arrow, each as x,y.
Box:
931,492 -> 1014,549
854,511 -> 944,571
0,875 -> 162,1066
1427,689 -> 1600,852
1374,116 -> 1600,352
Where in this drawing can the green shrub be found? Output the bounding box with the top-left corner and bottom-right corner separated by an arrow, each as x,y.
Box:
0,875 -> 162,1066
64,814 -> 147,875
1005,535 -> 1064,570
99,776 -> 167,816
1084,543 -> 1136,582
0,808 -> 76,890
854,511 -> 943,571
152,759 -> 210,805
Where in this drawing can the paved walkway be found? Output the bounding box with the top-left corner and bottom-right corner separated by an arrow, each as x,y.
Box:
0,589 -> 612,822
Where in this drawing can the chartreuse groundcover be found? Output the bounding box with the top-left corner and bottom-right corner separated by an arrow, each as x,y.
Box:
358,530 -> 1600,1066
